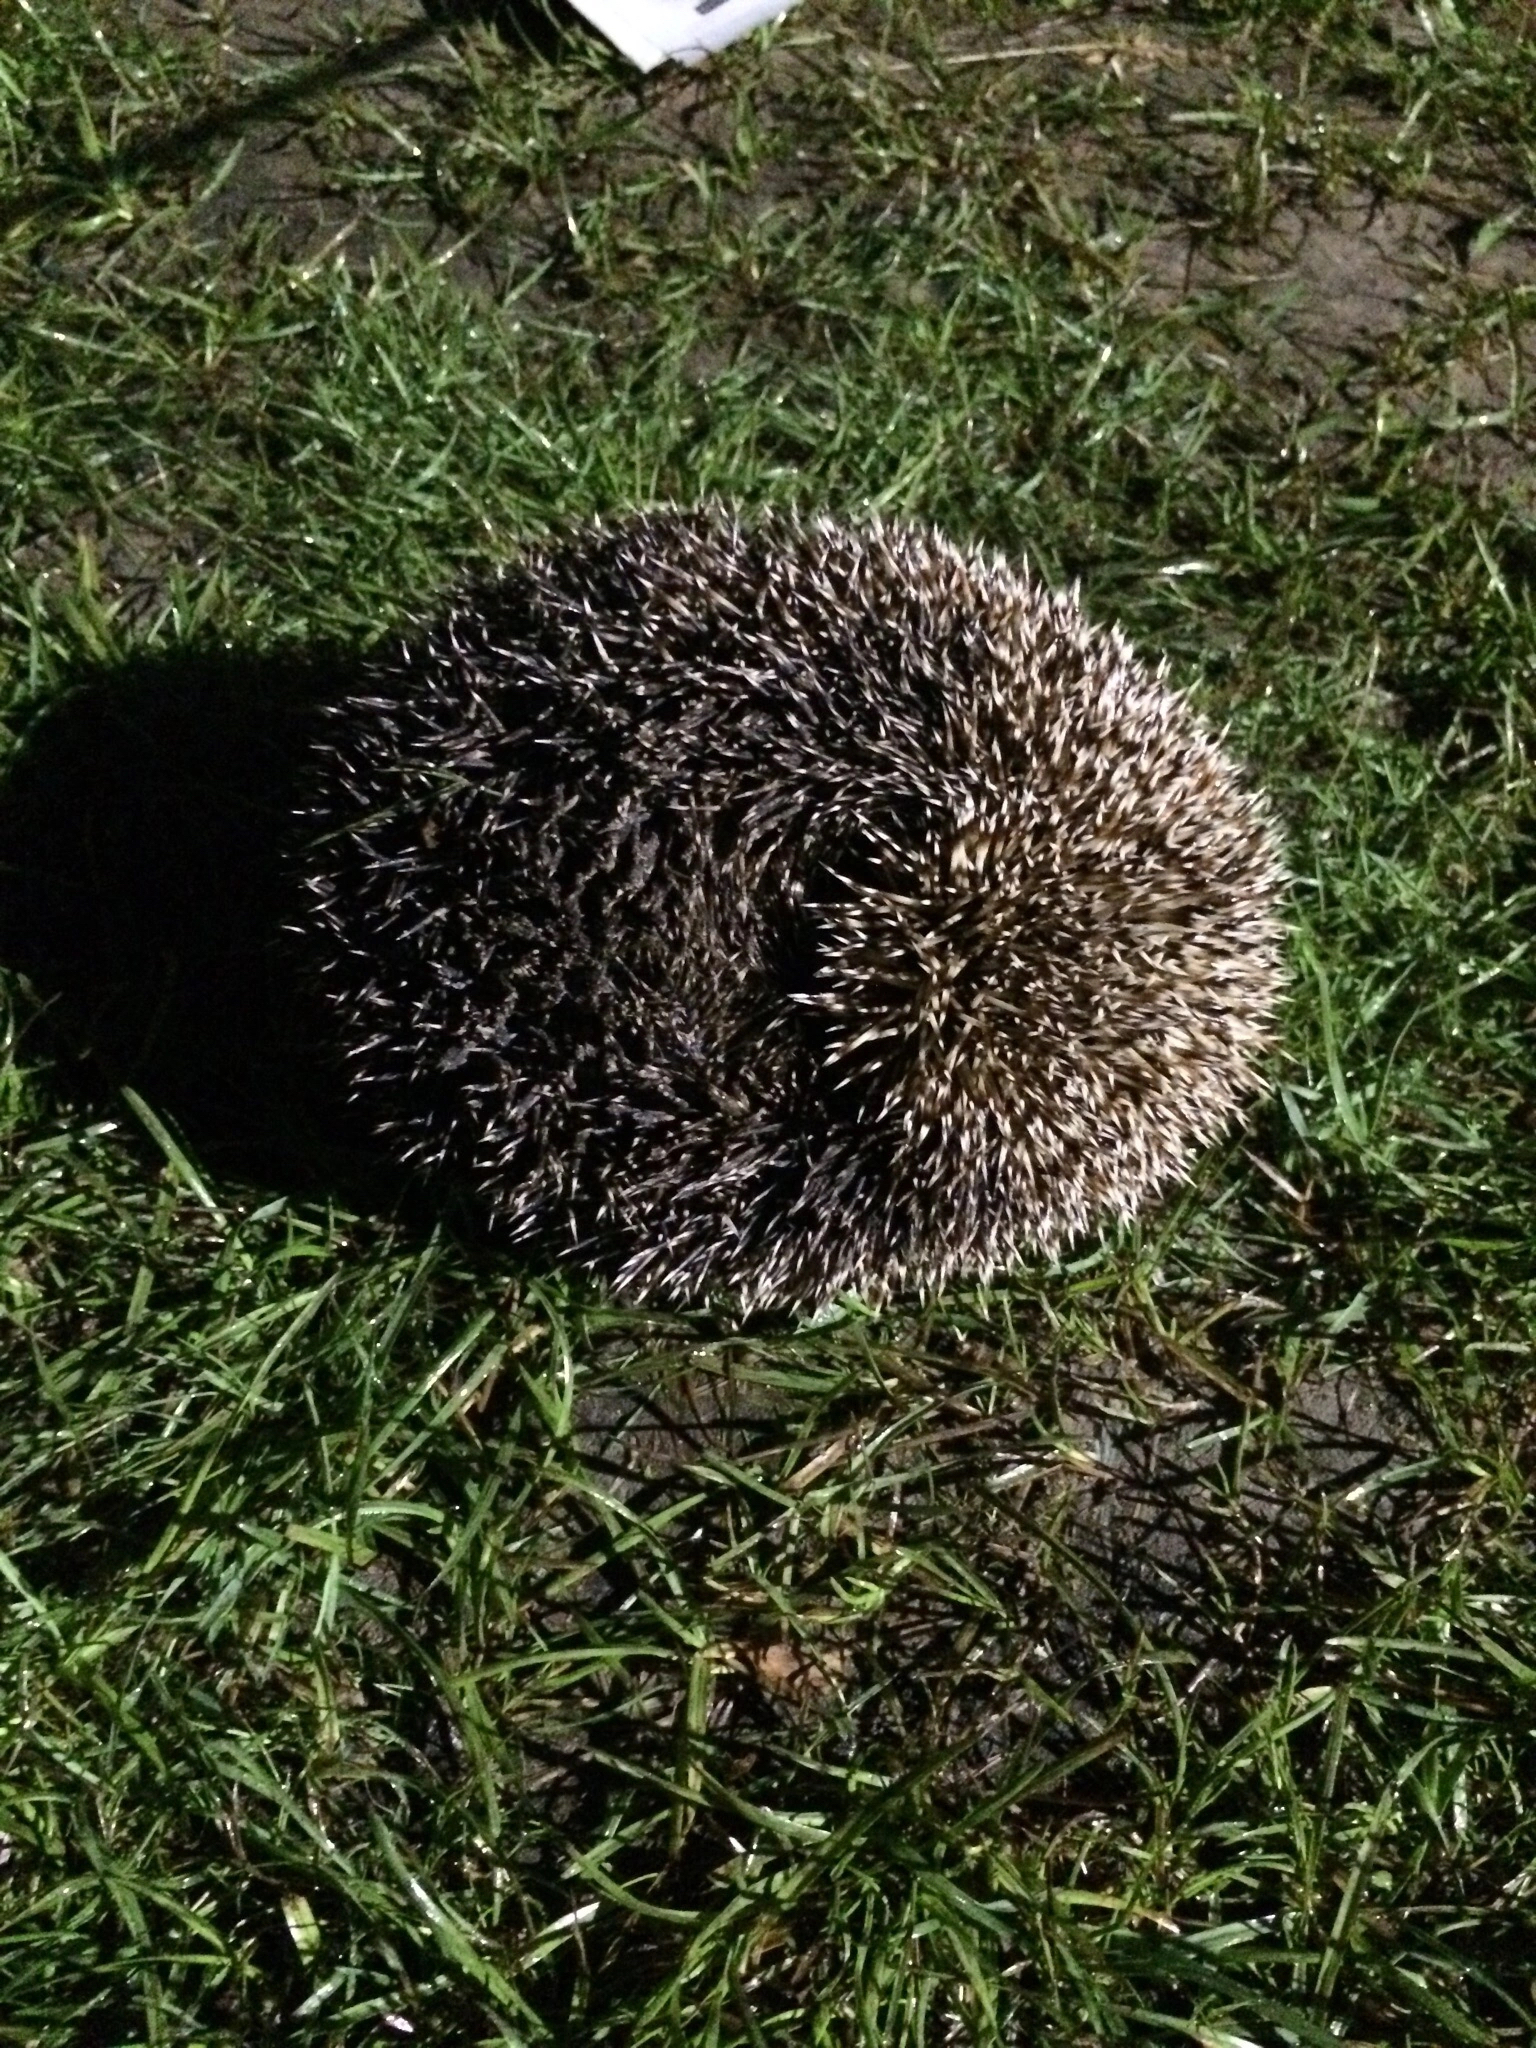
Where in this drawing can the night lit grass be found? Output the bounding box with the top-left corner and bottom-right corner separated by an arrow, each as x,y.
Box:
1,1 -> 1534,2042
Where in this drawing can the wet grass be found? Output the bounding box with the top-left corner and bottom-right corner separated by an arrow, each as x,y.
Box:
1,0 -> 1535,2041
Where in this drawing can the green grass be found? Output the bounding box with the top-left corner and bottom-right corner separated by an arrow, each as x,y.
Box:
2,0 -> 1535,2041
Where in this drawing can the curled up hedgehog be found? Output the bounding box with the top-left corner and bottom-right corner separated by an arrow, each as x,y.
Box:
296,507 -> 1287,1311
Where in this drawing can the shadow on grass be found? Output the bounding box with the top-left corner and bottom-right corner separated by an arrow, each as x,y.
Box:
1,0 -> 601,241
0,641 -> 409,1213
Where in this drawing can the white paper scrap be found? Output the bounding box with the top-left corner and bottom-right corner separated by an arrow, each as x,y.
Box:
567,0 -> 801,71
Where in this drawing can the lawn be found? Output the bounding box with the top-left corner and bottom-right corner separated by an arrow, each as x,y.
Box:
1,0 -> 1534,2041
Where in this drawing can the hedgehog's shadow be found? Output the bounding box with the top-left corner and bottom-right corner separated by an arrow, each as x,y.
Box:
0,643 -> 408,1210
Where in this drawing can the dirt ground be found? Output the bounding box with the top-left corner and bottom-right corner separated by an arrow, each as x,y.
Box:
144,0 -> 1534,459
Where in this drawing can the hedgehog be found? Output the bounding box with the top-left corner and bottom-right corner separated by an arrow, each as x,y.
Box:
295,506 -> 1287,1311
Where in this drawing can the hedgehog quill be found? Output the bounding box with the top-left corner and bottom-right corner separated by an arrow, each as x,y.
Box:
296,507 -> 1287,1310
